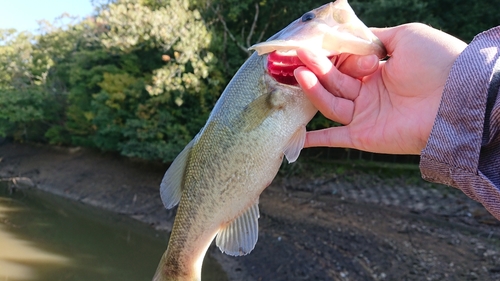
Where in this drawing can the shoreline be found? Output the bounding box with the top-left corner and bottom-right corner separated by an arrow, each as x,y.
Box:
0,143 -> 251,281
2,142 -> 500,281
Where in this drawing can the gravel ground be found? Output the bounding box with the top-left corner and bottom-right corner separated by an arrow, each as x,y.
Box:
1,142 -> 499,281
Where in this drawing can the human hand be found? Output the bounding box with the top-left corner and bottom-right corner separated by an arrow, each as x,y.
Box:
295,23 -> 467,155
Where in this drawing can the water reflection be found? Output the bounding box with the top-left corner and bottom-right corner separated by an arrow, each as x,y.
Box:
0,186 -> 227,281
0,200 -> 70,280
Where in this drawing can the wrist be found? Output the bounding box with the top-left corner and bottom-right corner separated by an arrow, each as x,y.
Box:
421,27 -> 500,167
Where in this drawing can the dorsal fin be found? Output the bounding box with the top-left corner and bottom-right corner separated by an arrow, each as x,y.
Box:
159,140 -> 194,209
215,201 -> 260,256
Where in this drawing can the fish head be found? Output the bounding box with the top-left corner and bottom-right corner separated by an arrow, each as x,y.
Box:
249,0 -> 386,85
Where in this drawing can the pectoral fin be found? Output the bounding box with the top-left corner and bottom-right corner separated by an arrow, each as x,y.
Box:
159,140 -> 194,209
215,201 -> 260,256
284,126 -> 306,163
241,89 -> 287,131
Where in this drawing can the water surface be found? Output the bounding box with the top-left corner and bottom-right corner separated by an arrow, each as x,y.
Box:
0,186 -> 226,281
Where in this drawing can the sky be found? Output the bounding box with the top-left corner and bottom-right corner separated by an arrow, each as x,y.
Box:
0,0 -> 95,33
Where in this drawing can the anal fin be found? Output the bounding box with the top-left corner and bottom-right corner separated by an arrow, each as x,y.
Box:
215,201 -> 260,256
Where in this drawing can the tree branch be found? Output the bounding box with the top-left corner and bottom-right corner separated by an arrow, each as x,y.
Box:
256,4 -> 277,43
211,5 -> 250,55
246,3 -> 259,48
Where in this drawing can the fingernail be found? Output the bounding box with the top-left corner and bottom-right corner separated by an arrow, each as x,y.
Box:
357,55 -> 378,70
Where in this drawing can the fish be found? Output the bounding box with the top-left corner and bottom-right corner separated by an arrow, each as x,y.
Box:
152,1 -> 386,280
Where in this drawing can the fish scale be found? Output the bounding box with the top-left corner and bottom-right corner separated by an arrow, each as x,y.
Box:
156,53 -> 315,281
153,1 -> 386,280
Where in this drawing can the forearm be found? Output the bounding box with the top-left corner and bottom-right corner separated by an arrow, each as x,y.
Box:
420,26 -> 500,219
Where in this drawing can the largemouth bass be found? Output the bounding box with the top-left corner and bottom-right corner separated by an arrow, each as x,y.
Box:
153,1 -> 386,280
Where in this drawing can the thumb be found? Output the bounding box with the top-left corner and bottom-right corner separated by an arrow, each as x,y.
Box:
370,25 -> 412,56
304,126 -> 353,149
333,26 -> 398,78
336,54 -> 379,78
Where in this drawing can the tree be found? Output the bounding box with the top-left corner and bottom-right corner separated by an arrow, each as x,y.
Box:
88,0 -> 225,161
0,29 -> 57,141
1,0 -> 498,161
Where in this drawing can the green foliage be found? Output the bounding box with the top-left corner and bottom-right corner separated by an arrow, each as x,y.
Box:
197,0 -> 318,75
90,0 -> 225,160
0,30 -> 38,88
0,87 -> 58,142
425,0 -> 499,42
1,0 -> 226,161
350,0 -> 499,42
0,0 -> 498,163
350,0 -> 437,28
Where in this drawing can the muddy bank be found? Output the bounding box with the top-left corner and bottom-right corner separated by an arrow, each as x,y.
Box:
1,142 -> 500,281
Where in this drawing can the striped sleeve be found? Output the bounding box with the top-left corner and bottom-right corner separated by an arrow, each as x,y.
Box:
420,26 -> 500,220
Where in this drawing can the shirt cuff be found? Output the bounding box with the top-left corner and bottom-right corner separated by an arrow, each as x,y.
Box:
420,27 -> 500,199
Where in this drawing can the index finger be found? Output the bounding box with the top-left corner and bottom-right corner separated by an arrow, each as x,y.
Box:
296,49 -> 362,101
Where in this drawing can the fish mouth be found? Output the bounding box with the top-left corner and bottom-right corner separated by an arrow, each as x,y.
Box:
267,51 -> 335,86
267,52 -> 303,86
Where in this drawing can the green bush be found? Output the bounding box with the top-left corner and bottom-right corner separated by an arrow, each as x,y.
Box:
0,0 -> 498,162
0,87 -> 59,142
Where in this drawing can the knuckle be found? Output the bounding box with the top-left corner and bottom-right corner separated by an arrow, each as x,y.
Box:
326,68 -> 345,97
326,96 -> 340,119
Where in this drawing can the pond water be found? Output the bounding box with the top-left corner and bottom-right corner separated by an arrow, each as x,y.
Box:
0,185 -> 227,281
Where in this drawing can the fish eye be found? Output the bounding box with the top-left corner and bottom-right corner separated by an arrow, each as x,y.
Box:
301,12 -> 315,22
